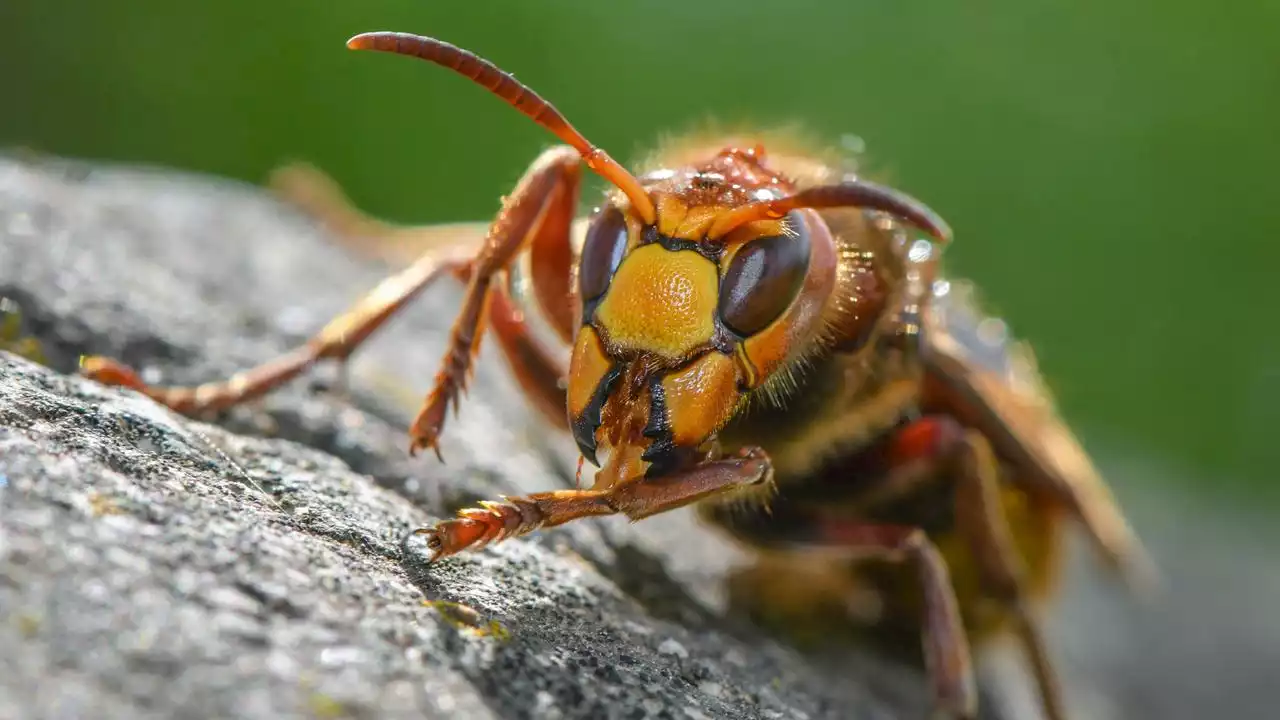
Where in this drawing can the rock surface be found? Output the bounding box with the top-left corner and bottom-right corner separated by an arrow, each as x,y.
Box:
0,156 -> 949,720
2,155 -> 1277,720
2,349 -> 908,720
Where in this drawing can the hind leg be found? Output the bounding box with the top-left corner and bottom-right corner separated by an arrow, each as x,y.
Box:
815,416 -> 1068,720
268,162 -> 485,265
718,520 -> 977,720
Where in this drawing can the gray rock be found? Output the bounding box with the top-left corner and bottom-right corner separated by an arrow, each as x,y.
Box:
0,156 -> 949,720
3,154 -> 1276,720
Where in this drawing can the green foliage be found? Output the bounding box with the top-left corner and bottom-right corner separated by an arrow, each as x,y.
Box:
2,0 -> 1276,498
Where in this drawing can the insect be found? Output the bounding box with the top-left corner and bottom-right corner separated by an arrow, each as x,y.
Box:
80,30 -> 1153,720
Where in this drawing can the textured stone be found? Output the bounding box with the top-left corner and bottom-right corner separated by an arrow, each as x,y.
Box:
0,156 -> 936,720
3,154 -> 1277,720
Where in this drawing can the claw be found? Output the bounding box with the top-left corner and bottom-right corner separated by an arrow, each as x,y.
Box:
412,516 -> 488,562
409,440 -> 443,463
409,397 -> 449,462
408,496 -> 542,562
407,424 -> 445,462
411,527 -> 448,563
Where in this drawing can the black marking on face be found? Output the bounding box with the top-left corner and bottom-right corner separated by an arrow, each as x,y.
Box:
571,364 -> 623,467
639,225 -> 725,263
641,376 -> 682,479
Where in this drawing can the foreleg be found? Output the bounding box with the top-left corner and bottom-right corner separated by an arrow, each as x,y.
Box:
405,145 -> 582,457
414,447 -> 772,562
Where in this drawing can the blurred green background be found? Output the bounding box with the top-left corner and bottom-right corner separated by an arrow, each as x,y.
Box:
3,1 -> 1276,504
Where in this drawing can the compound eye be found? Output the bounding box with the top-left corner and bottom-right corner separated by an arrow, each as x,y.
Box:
578,207 -> 629,302
717,211 -> 811,337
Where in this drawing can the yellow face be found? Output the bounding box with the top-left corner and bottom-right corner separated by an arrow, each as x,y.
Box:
566,193 -> 836,483
595,244 -> 720,362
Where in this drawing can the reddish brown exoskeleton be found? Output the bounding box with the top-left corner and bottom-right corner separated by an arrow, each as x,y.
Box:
81,30 -> 1154,720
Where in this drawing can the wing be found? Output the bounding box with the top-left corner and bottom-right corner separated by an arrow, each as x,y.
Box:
923,278 -> 1155,591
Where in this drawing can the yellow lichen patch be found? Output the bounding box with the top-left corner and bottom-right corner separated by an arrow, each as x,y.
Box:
87,491 -> 125,517
422,600 -> 511,641
0,299 -> 46,366
15,613 -> 41,639
595,245 -> 718,361
482,620 -> 512,641
307,693 -> 348,719
661,352 -> 740,447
